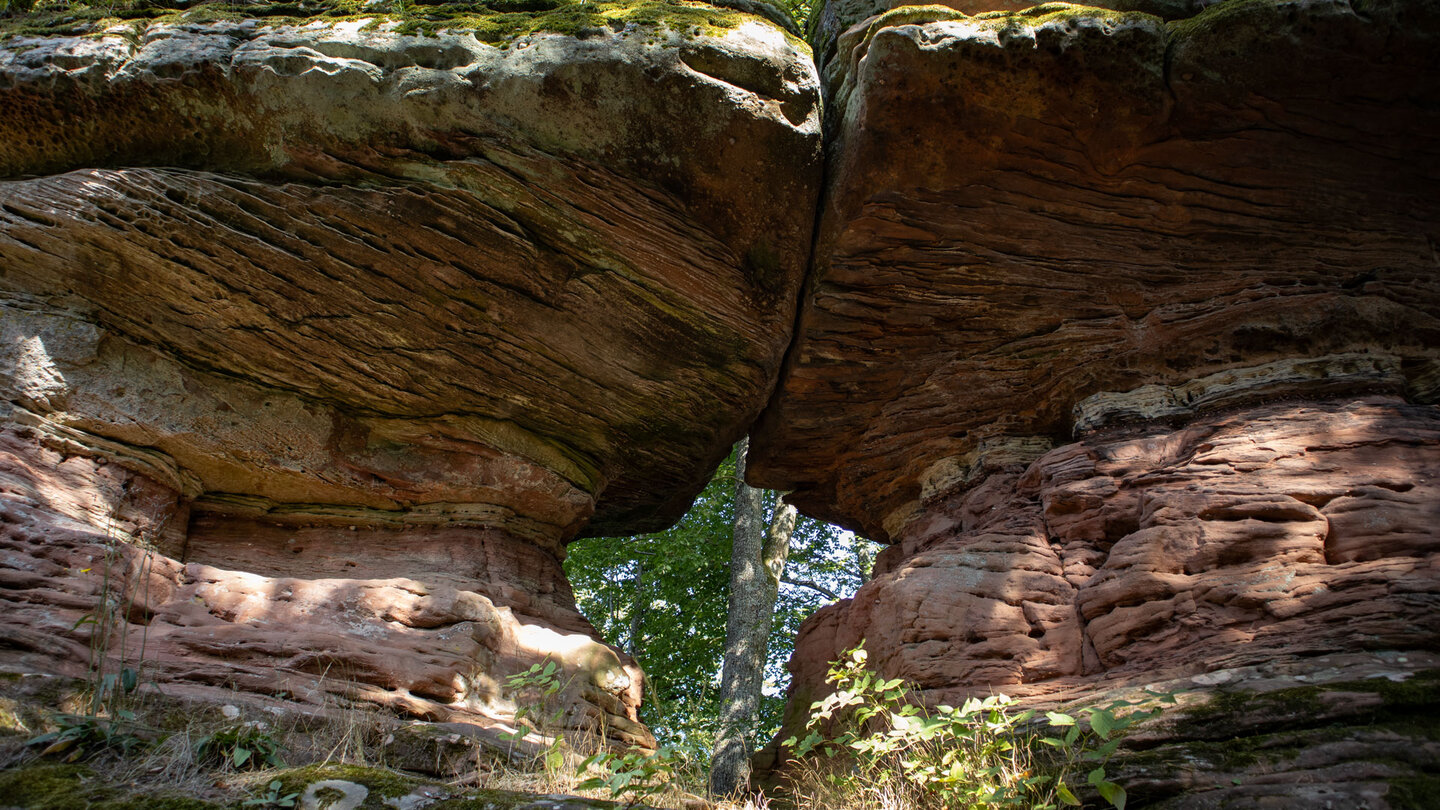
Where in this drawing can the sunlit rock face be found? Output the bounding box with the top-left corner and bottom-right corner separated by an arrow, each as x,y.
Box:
0,4 -> 821,744
751,0 -> 1440,803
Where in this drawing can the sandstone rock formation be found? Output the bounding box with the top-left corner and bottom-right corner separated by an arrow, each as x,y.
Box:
749,0 -> 1440,803
4,0 -> 1439,800
0,0 -> 821,745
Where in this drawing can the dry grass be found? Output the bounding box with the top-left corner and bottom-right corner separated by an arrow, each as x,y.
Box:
0,672 -> 743,808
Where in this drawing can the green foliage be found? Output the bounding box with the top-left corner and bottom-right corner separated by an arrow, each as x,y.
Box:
498,658 -> 570,776
501,659 -> 565,735
241,780 -> 300,808
194,723 -> 286,770
783,646 -> 1174,810
773,0 -> 818,28
26,712 -> 148,762
565,444 -> 876,759
576,744 -> 686,807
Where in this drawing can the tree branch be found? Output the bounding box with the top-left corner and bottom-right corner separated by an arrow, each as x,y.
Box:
781,576 -> 840,601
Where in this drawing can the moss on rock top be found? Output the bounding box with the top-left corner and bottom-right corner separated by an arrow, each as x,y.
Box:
0,0 -> 781,41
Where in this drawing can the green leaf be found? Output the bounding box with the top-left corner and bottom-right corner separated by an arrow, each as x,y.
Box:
232,747 -> 252,768
1095,781 -> 1127,809
1056,783 -> 1082,806
1090,737 -> 1123,760
1047,711 -> 1076,726
1088,767 -> 1106,786
1090,708 -> 1114,739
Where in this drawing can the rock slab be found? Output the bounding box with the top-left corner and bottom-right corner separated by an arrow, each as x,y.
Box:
752,0 -> 1440,805
0,1 -> 822,744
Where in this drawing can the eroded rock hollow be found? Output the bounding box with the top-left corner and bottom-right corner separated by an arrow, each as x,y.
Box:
0,1 -> 822,746
748,0 -> 1440,804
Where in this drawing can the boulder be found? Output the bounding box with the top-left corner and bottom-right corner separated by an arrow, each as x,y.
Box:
0,0 -> 822,743
752,0 -> 1440,803
750,0 -> 1440,542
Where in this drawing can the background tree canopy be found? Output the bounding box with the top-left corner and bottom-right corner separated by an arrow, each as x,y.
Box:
564,446 -> 877,757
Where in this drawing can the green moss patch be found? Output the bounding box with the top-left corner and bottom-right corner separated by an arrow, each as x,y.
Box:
1165,0 -> 1278,39
857,2 -> 1158,50
431,789 -> 619,809
0,0 -> 751,42
972,0 -> 1150,25
270,763 -> 440,799
1116,671 -> 1440,790
1175,670 -> 1440,740
0,764 -> 224,810
1386,776 -> 1440,810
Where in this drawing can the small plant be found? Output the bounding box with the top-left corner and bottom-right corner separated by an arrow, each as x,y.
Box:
194,722 -> 286,770
577,744 -> 686,807
499,659 -> 570,778
242,779 -> 301,808
783,645 -> 1173,810
1036,696 -> 1172,809
26,711 -> 148,762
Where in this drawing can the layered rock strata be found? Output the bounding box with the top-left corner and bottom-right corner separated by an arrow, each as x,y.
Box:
0,0 -> 821,744
750,0 -> 1440,803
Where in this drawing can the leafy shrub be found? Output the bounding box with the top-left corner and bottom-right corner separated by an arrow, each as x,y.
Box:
26,712 -> 148,762
576,744 -> 686,807
242,779 -> 301,808
783,646 -> 1174,810
194,723 -> 286,770
499,659 -> 570,777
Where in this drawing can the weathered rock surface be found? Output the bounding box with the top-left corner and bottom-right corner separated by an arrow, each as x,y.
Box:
761,397 -> 1440,804
0,413 -> 655,745
1,5 -> 822,534
784,397 -> 1440,696
0,0 -> 821,744
751,0 -> 1440,542
751,0 -> 1440,804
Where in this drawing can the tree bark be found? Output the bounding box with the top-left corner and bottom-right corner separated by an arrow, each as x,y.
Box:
627,557 -> 647,660
780,576 -> 840,601
710,437 -> 798,798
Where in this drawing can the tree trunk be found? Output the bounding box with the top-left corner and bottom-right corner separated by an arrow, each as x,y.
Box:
628,557 -> 646,660
710,437 -> 798,798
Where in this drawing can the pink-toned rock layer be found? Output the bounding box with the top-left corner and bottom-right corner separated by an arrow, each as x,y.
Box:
787,398 -> 1440,698
751,0 -> 1440,804
0,8 -> 822,746
762,398 -> 1440,805
0,424 -> 652,746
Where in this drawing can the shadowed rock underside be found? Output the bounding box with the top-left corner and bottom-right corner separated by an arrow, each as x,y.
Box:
0,0 -> 822,746
749,0 -> 1440,805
